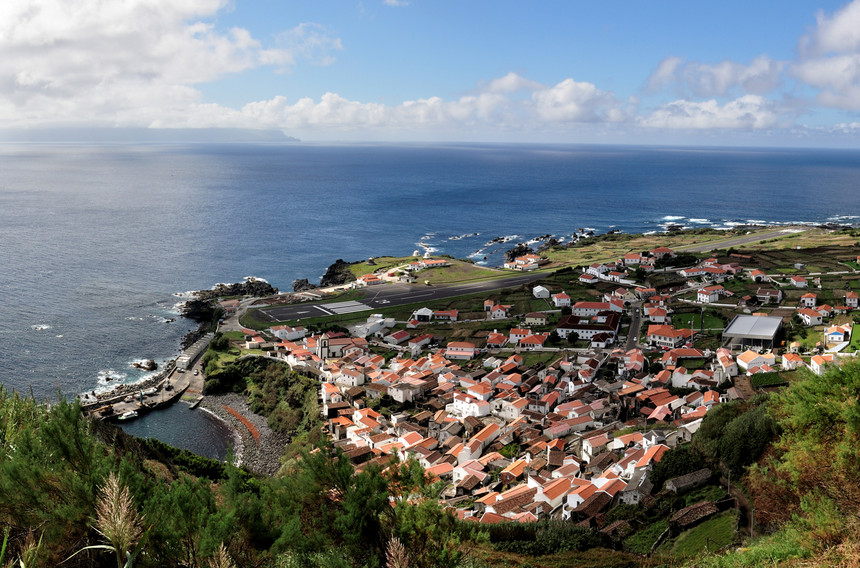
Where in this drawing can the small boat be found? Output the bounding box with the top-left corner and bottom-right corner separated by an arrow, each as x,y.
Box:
117,410 -> 138,421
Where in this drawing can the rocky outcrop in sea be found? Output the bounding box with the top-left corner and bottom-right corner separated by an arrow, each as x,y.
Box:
319,259 -> 357,287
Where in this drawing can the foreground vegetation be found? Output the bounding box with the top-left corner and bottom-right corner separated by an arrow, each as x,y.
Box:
0,388 -> 474,568
3,355 -> 858,567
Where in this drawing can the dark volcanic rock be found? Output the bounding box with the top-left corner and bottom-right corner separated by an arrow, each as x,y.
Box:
504,243 -> 535,263
133,359 -> 158,371
292,278 -> 317,292
538,238 -> 561,252
320,259 -> 357,287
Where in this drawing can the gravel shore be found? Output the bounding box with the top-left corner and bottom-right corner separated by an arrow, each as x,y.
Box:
199,392 -> 289,476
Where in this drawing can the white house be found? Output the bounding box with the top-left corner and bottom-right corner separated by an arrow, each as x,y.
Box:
552,292 -> 571,307
586,263 -> 610,276
445,341 -> 477,360
269,325 -> 307,342
384,330 -> 411,345
797,308 -> 823,326
533,285 -> 550,299
697,285 -> 724,303
736,350 -> 776,371
810,354 -> 834,376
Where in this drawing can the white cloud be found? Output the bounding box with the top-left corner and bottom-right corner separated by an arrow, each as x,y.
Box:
800,0 -> 860,55
484,72 -> 544,94
531,78 -> 624,122
831,121 -> 860,133
0,0 -> 339,127
383,0 -> 410,6
792,1 -> 860,110
224,75 -> 625,134
645,55 -> 784,97
274,23 -> 343,68
646,56 -> 683,93
640,95 -> 780,130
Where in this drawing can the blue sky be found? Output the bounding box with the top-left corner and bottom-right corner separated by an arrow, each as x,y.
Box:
3,0 -> 860,146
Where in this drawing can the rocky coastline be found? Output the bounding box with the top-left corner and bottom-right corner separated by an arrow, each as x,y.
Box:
199,392 -> 289,476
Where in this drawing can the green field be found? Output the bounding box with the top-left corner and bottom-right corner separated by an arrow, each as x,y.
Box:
672,312 -> 725,330
347,255 -> 418,277
660,510 -> 738,558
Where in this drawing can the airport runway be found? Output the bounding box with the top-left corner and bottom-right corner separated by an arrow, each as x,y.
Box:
256,272 -> 545,323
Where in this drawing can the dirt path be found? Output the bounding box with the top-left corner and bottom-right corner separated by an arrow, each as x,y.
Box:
734,375 -> 756,400
721,476 -> 757,538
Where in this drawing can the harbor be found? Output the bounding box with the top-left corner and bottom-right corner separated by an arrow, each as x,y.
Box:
80,333 -> 213,421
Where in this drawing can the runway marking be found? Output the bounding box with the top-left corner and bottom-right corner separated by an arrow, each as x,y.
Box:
314,305 -> 334,315
332,304 -> 372,314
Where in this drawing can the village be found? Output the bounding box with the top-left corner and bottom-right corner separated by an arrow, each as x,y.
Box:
211,231 -> 860,546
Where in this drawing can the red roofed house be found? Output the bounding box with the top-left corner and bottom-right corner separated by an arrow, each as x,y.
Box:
651,247 -> 675,259
434,309 -> 459,321
384,330 -> 411,345
357,273 -> 383,286
518,334 -> 549,350
486,333 -> 508,349
697,285 -> 724,303
797,308 -> 822,326
552,292 -> 571,307
446,341 -> 477,360
647,325 -> 694,349
635,444 -> 669,470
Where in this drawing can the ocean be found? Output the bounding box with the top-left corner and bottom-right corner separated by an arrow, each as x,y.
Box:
2,142 -> 859,457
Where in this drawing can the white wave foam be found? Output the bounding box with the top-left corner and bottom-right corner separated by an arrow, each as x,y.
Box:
97,369 -> 128,385
482,234 -> 521,247
688,218 -> 710,224
745,219 -> 767,225
448,232 -> 479,241
661,216 -> 685,221
166,301 -> 186,315
244,275 -> 268,283
31,324 -> 51,331
56,334 -> 63,338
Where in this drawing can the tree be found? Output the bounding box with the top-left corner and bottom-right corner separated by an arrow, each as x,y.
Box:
649,444 -> 708,491
210,333 -> 229,351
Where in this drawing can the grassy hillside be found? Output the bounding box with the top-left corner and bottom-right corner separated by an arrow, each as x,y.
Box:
694,361 -> 860,567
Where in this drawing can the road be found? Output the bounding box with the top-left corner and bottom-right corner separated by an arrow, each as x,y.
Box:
256,272 -> 545,323
676,227 -> 807,253
626,300 -> 643,351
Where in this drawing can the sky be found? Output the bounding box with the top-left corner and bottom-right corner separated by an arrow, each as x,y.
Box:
3,0 -> 860,146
